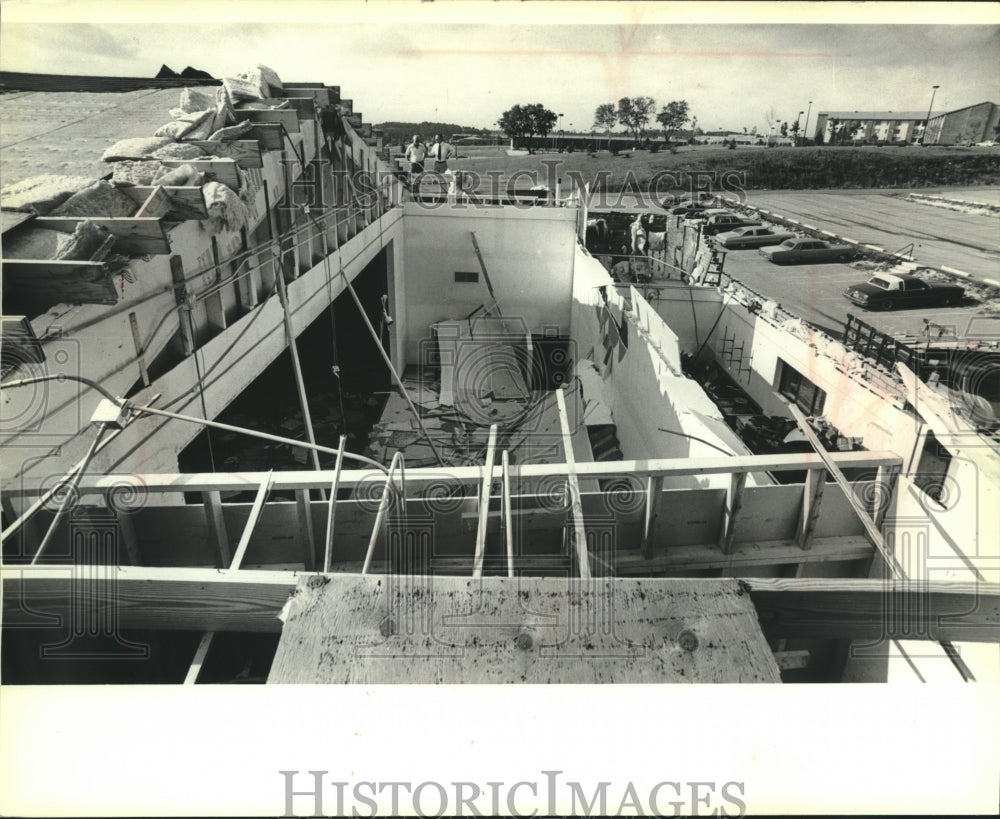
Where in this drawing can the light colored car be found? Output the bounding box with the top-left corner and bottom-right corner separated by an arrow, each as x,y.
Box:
759,238 -> 857,265
975,140 -> 997,147
715,226 -> 797,249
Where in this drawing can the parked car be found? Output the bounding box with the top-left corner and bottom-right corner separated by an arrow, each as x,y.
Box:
759,238 -> 857,264
665,202 -> 711,216
714,226 -> 798,249
683,207 -> 730,222
702,213 -> 763,236
843,273 -> 965,310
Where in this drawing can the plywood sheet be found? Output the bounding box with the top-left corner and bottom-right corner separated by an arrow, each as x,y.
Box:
268,575 -> 781,683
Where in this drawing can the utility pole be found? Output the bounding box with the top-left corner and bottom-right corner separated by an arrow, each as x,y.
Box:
922,85 -> 940,145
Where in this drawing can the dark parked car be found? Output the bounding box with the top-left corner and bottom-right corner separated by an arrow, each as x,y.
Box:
665,202 -> 712,216
843,273 -> 965,310
702,213 -> 763,236
759,238 -> 857,264
715,226 -> 797,249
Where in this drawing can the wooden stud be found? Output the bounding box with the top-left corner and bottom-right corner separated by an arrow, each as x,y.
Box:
202,491 -> 230,568
795,467 -> 826,550
295,488 -> 316,572
323,436 -> 347,573
472,426 -> 498,579
230,472 -> 274,571
128,312 -> 150,388
184,631 -> 215,684
719,471 -> 747,554
135,186 -> 172,218
872,464 -> 900,528
114,508 -> 142,566
233,108 -> 300,134
641,475 -> 664,559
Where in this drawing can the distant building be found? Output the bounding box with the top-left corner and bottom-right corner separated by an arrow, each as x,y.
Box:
926,101 -> 1000,145
813,111 -> 929,144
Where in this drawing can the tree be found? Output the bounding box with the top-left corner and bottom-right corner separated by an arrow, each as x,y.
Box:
498,103 -> 558,154
655,100 -> 690,144
593,103 -> 617,149
617,96 -> 656,145
789,119 -> 801,145
779,121 -> 789,138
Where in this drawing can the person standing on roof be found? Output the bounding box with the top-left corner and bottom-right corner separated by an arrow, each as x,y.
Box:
428,133 -> 456,173
405,134 -> 428,187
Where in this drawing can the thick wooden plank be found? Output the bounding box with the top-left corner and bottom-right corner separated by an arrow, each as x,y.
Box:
472,426 -> 498,578
719,471 -> 747,554
796,467 -> 826,550
2,259 -> 118,305
33,217 -> 170,255
233,108 -> 300,134
268,576 -> 781,684
160,159 -> 240,191
187,140 -> 263,168
746,578 -> 1000,643
55,452 -> 904,496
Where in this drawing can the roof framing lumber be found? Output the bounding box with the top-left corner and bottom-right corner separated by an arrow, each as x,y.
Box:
6,569 -> 995,643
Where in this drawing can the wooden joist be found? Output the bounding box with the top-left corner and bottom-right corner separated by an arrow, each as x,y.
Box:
796,467 -> 826,550
283,87 -> 331,108
32,217 -> 170,255
55,451 -> 905,497
233,107 -> 300,134
187,140 -> 264,168
160,158 -> 241,191
472,426 -> 498,579
745,578 -> 1000,643
119,186 -> 208,220
2,259 -> 118,305
555,388 -> 592,579
8,568 -> 995,648
719,472 -> 747,554
246,123 -> 284,151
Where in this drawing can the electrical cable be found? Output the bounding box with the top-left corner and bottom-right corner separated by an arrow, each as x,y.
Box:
657,427 -> 735,456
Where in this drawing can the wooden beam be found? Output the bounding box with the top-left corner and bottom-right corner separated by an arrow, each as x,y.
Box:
282,87 -> 331,108
362,453 -> 403,575
2,565 -> 298,633
2,259 -> 118,306
745,578 -> 1000,643
113,507 -> 142,566
57,451 -> 905,497
719,471 -> 747,554
246,123 -> 284,151
32,217 -> 170,255
230,472 -> 273,571
323,436 -> 347,573
295,488 -> 316,572
641,475 -> 664,559
202,491 -> 230,568
188,140 -> 264,168
233,108 -> 300,134
160,159 -> 241,191
783,401 -> 904,578
472,426 -> 498,579
873,463 -> 900,528
795,467 -> 826,550
555,388 -> 591,579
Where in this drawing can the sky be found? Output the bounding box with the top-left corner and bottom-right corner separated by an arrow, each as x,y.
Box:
2,2 -> 999,135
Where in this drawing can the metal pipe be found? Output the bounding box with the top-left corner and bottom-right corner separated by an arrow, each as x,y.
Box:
131,403 -> 388,474
30,423 -> 108,565
339,270 -> 445,466
362,451 -> 404,574
323,435 -> 347,572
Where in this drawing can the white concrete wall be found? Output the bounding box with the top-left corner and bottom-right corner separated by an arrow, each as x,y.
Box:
570,248 -> 762,490
399,203 -> 577,364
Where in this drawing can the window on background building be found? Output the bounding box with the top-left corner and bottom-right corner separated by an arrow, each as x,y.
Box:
913,430 -> 953,503
777,360 -> 827,415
